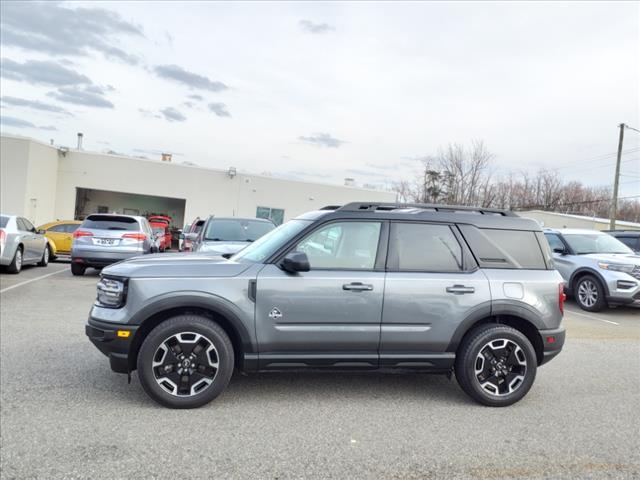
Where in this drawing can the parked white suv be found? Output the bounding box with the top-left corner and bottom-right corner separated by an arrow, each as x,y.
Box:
544,228 -> 640,311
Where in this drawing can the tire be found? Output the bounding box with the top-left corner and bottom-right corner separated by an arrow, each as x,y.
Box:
70,263 -> 86,276
7,247 -> 23,274
37,245 -> 50,267
137,315 -> 234,409
455,324 -> 537,407
574,275 -> 606,312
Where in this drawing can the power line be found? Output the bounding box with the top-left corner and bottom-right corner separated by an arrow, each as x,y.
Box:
552,148 -> 640,171
624,125 -> 640,133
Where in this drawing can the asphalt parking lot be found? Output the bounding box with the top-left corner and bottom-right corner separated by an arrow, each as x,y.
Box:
1,263 -> 639,479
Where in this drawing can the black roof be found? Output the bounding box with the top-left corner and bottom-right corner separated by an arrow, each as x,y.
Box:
303,202 -> 542,231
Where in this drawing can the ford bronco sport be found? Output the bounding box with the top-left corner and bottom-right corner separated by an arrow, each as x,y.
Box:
86,203 -> 566,408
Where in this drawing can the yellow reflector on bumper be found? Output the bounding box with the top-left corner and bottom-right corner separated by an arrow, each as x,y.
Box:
117,330 -> 131,338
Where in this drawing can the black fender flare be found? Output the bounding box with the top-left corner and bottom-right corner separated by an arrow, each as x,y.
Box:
568,268 -> 610,296
129,291 -> 256,354
446,300 -> 546,353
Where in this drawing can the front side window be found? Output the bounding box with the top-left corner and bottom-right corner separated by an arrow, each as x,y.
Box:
563,233 -> 633,255
21,218 -> 35,232
389,223 -> 463,271
48,224 -> 67,233
295,221 -> 381,270
544,233 -> 565,252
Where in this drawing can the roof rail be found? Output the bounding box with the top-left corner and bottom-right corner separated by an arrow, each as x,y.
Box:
320,205 -> 341,211
337,202 -> 516,216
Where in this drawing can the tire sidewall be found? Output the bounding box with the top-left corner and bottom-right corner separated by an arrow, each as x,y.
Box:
574,275 -> 606,312
137,316 -> 234,409
9,248 -> 22,273
39,245 -> 49,266
457,326 -> 537,407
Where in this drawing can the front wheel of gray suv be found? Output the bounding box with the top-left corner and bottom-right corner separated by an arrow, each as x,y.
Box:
455,324 -> 537,407
137,315 -> 234,409
574,275 -> 606,312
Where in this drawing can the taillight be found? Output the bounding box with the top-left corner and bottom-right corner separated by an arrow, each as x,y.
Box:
559,283 -> 566,315
122,233 -> 147,241
0,229 -> 6,249
73,230 -> 93,238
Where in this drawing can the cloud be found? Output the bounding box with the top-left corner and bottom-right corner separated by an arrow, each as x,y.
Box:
0,1 -> 143,65
48,86 -> 114,108
160,107 -> 186,122
299,132 -> 346,148
154,65 -> 228,92
0,115 -> 57,130
208,102 -> 231,117
299,20 -> 335,34
187,94 -> 204,101
1,96 -> 71,115
1,58 -> 91,86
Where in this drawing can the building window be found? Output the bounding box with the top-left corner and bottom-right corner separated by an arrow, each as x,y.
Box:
256,206 -> 284,225
97,206 -> 109,213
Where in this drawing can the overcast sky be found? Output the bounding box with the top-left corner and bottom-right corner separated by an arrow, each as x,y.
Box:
1,1 -> 638,196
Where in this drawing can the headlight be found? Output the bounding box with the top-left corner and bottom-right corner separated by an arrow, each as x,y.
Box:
96,277 -> 127,308
597,262 -> 635,274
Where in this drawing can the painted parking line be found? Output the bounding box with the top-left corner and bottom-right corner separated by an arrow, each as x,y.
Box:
0,268 -> 67,294
565,308 -> 620,326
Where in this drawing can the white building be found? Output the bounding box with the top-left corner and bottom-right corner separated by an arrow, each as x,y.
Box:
0,135 -> 395,227
520,210 -> 640,231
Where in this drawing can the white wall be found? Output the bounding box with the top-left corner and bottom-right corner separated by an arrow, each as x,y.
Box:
3,135 -> 396,226
520,210 -> 640,231
0,136 -> 58,225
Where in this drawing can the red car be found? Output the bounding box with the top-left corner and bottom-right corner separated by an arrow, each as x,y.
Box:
148,215 -> 172,251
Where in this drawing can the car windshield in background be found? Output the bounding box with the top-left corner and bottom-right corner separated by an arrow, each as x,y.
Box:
0,215 -> 8,228
204,219 -> 275,242
563,233 -> 634,255
232,219 -> 310,262
82,215 -> 139,231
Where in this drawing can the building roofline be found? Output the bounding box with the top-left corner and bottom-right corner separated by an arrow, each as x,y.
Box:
0,133 -> 392,194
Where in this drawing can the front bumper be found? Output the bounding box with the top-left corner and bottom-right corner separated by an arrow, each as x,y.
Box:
538,326 -> 566,365
86,317 -> 138,373
602,271 -> 640,305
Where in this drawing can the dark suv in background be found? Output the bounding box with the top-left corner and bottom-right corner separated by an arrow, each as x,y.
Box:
605,230 -> 640,254
86,203 -> 565,409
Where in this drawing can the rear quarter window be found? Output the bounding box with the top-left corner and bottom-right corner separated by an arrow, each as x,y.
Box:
82,215 -> 139,231
0,215 -> 8,228
459,225 -> 548,270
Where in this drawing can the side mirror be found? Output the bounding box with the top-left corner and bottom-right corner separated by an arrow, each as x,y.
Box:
281,251 -> 310,273
37,229 -> 45,235
184,232 -> 198,241
553,247 -> 566,255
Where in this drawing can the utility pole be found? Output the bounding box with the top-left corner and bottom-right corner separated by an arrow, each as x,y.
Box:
609,123 -> 625,230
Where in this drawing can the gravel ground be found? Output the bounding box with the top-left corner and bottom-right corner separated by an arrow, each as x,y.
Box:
1,263 -> 639,479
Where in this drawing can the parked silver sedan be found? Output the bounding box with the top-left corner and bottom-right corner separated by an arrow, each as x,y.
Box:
0,214 -> 50,273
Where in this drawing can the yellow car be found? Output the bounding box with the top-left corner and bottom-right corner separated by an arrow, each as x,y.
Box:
37,220 -> 81,258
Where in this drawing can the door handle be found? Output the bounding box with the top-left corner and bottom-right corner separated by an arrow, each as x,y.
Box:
343,282 -> 374,292
446,285 -> 475,295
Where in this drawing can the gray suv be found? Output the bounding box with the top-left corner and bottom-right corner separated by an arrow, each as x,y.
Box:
71,214 -> 157,276
86,203 -> 566,408
544,228 -> 640,311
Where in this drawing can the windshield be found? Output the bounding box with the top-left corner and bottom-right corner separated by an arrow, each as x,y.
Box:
204,219 -> 274,242
563,233 -> 634,255
232,219 -> 310,262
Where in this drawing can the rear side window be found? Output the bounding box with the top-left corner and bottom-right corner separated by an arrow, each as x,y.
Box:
82,215 -> 139,231
65,224 -> 80,233
48,224 -> 67,233
459,225 -> 547,269
0,216 -> 8,228
388,223 -> 463,272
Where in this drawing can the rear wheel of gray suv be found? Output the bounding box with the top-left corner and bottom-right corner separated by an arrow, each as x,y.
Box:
455,324 -> 537,407
574,275 -> 606,312
137,315 -> 234,409
70,263 -> 85,276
